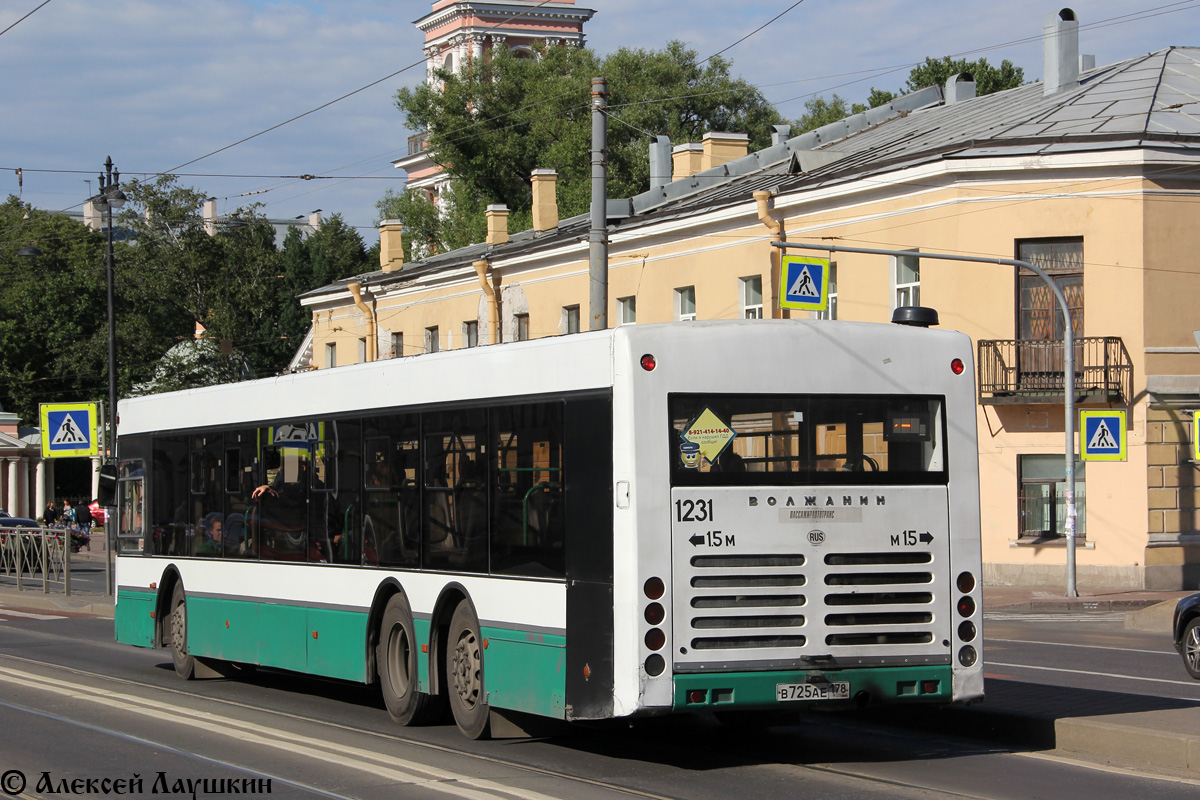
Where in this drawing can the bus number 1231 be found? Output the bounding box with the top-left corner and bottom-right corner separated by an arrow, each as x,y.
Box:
676,498 -> 714,523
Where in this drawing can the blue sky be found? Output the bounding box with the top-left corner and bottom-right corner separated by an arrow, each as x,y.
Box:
2,0 -> 1196,245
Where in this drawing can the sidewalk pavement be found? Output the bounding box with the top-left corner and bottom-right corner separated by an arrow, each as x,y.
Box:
0,569 -> 1196,774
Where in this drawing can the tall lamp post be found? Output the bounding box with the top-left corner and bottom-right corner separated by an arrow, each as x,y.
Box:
91,157 -> 125,463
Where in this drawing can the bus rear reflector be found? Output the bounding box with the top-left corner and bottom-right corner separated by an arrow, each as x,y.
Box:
640,354 -> 657,371
951,358 -> 965,375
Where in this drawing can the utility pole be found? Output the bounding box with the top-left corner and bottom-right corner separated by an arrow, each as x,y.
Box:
588,77 -> 608,331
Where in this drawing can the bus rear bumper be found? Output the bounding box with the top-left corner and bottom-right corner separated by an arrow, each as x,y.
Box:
672,665 -> 957,711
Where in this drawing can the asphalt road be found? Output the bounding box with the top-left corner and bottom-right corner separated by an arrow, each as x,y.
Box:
0,607 -> 1196,800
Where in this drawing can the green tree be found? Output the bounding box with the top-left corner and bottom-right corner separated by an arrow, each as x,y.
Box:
794,57 -> 1025,135
391,40 -> 783,254
794,94 -> 867,133
903,56 -> 1025,96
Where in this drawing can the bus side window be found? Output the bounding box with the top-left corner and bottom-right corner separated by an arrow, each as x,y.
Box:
491,402 -> 565,578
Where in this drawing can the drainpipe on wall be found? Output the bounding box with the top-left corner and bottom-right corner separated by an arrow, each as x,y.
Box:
346,282 -> 376,362
753,190 -> 788,318
473,259 -> 500,345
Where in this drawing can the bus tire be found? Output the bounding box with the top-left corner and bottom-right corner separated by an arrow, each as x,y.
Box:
446,600 -> 490,739
378,594 -> 443,725
169,583 -> 195,680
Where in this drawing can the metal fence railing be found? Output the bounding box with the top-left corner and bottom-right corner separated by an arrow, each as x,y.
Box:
977,336 -> 1131,405
0,525 -> 75,595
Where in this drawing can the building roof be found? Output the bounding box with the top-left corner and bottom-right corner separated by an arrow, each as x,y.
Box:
302,47 -> 1200,304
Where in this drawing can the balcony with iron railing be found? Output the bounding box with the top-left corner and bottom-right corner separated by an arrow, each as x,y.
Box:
977,336 -> 1131,405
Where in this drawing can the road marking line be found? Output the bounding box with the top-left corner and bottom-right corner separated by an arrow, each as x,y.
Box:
989,660 -> 1200,689
987,637 -> 1176,656
0,609 -> 67,620
0,666 -> 564,800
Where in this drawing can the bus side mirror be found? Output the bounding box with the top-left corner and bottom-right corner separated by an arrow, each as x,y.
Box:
97,464 -> 118,508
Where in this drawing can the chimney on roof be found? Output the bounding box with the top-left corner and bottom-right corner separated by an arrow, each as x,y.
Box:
944,72 -> 977,104
1043,8 -> 1080,96
531,169 -> 559,232
701,132 -> 750,171
309,210 -> 323,230
672,143 -> 703,181
649,136 -> 672,189
203,197 -> 218,236
486,204 -> 509,245
771,125 -> 792,146
379,219 -> 404,273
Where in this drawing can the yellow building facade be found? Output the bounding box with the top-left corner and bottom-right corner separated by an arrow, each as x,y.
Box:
300,35 -> 1200,590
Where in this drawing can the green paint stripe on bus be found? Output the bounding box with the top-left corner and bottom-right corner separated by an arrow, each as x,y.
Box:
672,665 -> 955,710
185,595 -> 369,682
481,625 -> 566,719
115,589 -> 157,648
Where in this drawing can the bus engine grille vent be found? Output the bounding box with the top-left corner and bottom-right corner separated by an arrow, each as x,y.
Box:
821,551 -> 935,648
686,554 -> 808,650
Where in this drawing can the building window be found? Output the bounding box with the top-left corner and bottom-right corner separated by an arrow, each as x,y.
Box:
1017,238 -> 1084,340
618,296 -> 637,325
564,305 -> 580,334
740,276 -> 763,319
391,332 -> 404,359
463,321 -> 478,348
892,251 -> 920,309
425,326 -> 440,354
325,342 -> 336,369
815,262 -> 838,320
1018,455 -> 1086,541
515,313 -> 529,342
358,337 -> 367,364
675,286 -> 696,322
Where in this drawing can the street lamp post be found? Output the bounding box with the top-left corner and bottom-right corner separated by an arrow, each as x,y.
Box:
91,157 -> 125,462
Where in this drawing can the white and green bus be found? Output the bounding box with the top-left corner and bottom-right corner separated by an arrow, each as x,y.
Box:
113,317 -> 984,738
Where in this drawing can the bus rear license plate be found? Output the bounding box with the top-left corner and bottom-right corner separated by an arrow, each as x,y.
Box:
776,682 -> 850,702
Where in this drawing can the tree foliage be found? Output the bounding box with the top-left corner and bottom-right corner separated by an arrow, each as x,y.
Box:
391,41 -> 783,254
0,182 -> 369,423
795,56 -> 1026,133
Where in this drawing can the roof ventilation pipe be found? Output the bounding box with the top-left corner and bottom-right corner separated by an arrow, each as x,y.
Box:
649,136 -> 672,189
771,124 -> 792,146
1043,8 -> 1080,96
944,73 -> 976,104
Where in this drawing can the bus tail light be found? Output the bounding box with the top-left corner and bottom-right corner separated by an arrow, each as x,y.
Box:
645,628 -> 666,651
958,621 -> 977,642
645,602 -> 665,625
921,680 -> 940,694
644,577 -> 664,600
645,654 -> 665,676
957,596 -> 976,617
958,646 -> 978,667
687,689 -> 707,704
956,572 -> 976,593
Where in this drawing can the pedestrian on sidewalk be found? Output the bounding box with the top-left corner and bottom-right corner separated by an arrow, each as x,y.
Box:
42,502 -> 58,526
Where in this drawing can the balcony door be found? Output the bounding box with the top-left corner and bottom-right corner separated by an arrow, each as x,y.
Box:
1016,238 -> 1084,391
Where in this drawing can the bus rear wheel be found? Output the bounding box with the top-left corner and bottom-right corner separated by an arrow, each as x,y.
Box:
446,600 -> 490,739
169,583 -> 195,680
378,594 -> 443,725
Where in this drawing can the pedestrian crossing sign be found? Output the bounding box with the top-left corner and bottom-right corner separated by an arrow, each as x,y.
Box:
40,402 -> 100,458
1079,410 -> 1126,462
779,255 -> 829,311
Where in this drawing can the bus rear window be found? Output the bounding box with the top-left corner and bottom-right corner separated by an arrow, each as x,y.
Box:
669,394 -> 946,486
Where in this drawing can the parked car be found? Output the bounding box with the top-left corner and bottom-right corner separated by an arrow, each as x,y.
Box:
88,500 -> 108,525
1173,593 -> 1200,679
0,516 -> 39,529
